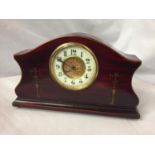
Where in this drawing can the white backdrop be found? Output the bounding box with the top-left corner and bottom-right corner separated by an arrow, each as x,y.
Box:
0,19 -> 155,134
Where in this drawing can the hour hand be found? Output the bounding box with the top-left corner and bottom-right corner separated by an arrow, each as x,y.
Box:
57,57 -> 63,63
57,57 -> 72,68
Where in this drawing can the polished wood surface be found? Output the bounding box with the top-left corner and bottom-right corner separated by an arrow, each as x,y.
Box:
13,33 -> 141,118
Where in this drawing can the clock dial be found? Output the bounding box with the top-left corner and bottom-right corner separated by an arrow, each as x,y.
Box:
49,42 -> 99,90
62,57 -> 86,79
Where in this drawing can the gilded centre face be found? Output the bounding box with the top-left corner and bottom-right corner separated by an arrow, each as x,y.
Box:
49,42 -> 98,90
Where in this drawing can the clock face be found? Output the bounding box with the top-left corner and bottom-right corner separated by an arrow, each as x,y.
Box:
49,42 -> 98,90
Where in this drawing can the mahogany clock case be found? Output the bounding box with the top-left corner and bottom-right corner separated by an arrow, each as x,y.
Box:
13,33 -> 141,119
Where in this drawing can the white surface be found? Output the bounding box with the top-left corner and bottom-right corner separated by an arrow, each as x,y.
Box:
0,75 -> 155,134
0,19 -> 155,134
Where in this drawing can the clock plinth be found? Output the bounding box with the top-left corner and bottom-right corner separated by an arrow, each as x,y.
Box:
13,33 -> 141,119
13,98 -> 140,119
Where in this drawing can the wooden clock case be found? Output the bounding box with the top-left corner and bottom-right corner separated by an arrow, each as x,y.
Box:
13,33 -> 141,119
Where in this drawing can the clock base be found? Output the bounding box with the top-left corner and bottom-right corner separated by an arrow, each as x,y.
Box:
13,98 -> 140,119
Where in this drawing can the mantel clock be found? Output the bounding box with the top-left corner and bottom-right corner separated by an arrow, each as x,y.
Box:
13,33 -> 141,118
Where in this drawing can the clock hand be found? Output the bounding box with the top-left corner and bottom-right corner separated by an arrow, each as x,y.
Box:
57,58 -> 76,71
57,58 -> 72,68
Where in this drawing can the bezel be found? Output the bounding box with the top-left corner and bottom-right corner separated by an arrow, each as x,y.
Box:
49,42 -> 99,91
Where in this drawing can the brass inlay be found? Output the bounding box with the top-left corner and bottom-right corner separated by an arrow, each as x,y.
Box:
30,68 -> 40,97
110,73 -> 119,105
62,57 -> 85,79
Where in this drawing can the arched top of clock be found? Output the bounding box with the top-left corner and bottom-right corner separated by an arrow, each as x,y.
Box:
14,33 -> 141,65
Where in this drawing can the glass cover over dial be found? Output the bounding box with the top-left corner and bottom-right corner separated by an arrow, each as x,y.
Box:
49,42 -> 98,90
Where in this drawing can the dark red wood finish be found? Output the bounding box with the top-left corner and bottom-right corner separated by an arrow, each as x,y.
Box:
13,33 -> 141,118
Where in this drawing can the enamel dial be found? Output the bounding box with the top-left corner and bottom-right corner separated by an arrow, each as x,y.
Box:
49,42 -> 98,90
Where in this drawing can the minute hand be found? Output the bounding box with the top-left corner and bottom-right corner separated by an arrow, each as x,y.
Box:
57,58 -> 73,69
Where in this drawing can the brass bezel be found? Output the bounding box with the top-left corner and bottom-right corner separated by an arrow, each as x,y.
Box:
49,42 -> 99,91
